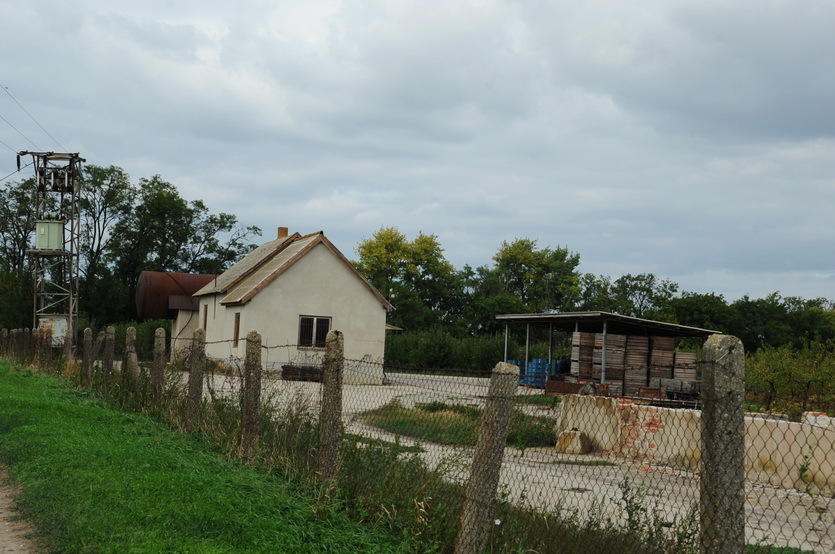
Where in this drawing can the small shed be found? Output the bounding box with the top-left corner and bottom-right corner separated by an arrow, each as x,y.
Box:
496,311 -> 721,396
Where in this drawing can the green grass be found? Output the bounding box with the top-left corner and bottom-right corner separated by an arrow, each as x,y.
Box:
516,393 -> 561,407
358,399 -> 556,448
0,362 -> 412,553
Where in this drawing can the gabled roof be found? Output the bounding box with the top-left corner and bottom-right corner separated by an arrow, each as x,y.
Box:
194,231 -> 393,311
195,232 -> 301,297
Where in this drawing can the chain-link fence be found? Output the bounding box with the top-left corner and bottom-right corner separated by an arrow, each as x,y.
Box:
2,326 -> 833,552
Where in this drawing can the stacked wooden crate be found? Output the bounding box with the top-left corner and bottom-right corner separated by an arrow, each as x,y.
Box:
593,333 -> 626,396
570,332 -> 594,380
624,335 -> 649,396
649,336 -> 676,382
674,352 -> 698,380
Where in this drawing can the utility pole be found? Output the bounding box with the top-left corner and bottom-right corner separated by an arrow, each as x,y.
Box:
19,151 -> 85,349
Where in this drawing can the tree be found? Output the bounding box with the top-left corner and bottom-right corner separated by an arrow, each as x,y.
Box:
78,165 -> 135,281
0,178 -> 36,272
578,273 -> 614,312
354,226 -> 407,297
668,292 -> 739,333
492,238 -> 581,313
728,293 -> 793,351
458,264 -> 527,335
609,273 -> 679,320
355,227 -> 460,331
105,175 -> 260,320
76,165 -> 136,322
0,179 -> 37,327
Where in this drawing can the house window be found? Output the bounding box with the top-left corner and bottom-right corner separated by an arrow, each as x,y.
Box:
233,312 -> 241,347
298,316 -> 331,348
203,304 -> 208,330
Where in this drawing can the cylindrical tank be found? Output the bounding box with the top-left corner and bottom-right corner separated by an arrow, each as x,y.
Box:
135,271 -> 216,320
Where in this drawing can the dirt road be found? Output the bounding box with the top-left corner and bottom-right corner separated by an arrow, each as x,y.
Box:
0,467 -> 36,553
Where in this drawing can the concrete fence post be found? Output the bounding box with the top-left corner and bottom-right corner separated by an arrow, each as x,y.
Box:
41,329 -> 53,367
317,329 -> 344,494
82,328 -> 93,387
700,334 -> 745,554
0,328 -> 7,356
185,328 -> 206,432
123,327 -> 140,399
152,328 -> 167,405
63,326 -> 73,362
240,330 -> 262,459
90,331 -> 104,386
102,326 -> 115,394
23,328 -> 32,361
455,361 -> 519,554
9,329 -> 17,359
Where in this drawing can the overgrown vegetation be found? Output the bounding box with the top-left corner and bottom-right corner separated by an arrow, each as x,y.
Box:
0,340 -> 816,553
358,399 -> 556,448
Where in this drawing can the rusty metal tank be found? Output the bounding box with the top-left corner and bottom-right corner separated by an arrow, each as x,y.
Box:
135,271 -> 216,320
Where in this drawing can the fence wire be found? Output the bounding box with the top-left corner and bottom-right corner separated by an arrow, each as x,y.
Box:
2,326 -> 834,553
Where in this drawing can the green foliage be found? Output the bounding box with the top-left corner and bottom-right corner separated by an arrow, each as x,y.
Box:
0,270 -> 31,329
384,328 -> 566,372
0,178 -> 36,272
491,237 -> 581,313
745,341 -> 835,415
103,175 -> 260,320
355,227 -> 460,331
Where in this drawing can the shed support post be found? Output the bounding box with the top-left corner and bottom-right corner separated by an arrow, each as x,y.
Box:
503,322 -> 508,362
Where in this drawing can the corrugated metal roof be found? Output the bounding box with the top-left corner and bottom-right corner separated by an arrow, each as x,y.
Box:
495,311 -> 721,338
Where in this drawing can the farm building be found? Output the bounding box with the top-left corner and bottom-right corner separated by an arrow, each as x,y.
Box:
497,311 -> 721,398
135,270 -> 217,359
192,227 -> 393,384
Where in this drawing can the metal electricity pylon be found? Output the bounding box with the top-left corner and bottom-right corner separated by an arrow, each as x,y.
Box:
18,151 -> 85,347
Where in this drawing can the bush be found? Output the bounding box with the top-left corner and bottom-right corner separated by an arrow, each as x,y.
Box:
385,329 -> 570,373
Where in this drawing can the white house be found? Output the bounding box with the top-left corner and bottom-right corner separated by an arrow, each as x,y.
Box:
192,227 -> 393,384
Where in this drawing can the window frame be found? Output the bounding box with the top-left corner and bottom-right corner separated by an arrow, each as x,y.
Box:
298,315 -> 332,349
233,312 -> 241,347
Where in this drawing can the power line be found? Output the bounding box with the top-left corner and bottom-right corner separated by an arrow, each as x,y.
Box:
0,111 -> 41,151
1,85 -> 66,151
0,160 -> 33,184
0,135 -> 17,153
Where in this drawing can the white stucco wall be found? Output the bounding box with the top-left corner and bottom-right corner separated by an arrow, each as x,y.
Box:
170,309 -> 201,361
199,243 -> 387,383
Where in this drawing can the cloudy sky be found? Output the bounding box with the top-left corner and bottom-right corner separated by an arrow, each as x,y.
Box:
2,0 -> 833,303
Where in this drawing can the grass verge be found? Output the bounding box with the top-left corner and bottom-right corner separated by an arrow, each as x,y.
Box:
359,399 -> 556,448
0,362 -> 411,553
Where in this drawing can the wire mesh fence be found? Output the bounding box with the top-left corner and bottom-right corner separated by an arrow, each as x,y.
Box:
1,326 -> 834,552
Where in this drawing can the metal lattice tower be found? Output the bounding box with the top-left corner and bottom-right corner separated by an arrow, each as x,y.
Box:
19,151 -> 85,347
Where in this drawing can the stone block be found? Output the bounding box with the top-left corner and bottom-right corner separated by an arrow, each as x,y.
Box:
555,429 -> 592,454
